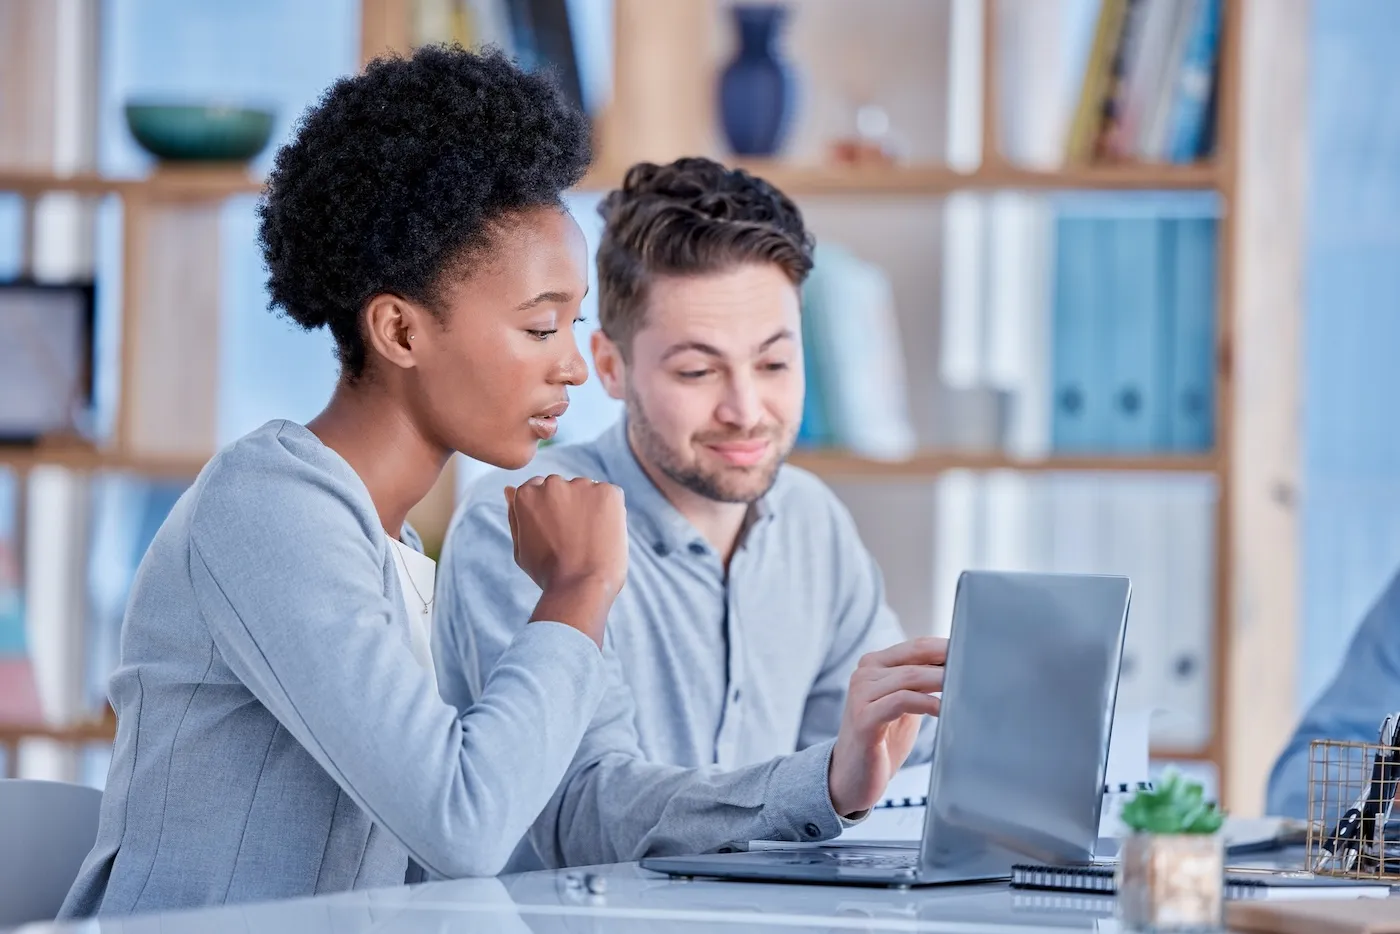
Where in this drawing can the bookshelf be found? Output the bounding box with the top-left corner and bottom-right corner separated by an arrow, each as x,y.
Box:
398,0 -> 1296,816
0,0 -> 1304,815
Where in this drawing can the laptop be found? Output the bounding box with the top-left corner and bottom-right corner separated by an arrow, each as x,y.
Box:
639,570 -> 1131,888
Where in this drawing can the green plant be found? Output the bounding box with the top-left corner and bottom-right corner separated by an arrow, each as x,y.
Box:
1119,769 -> 1225,835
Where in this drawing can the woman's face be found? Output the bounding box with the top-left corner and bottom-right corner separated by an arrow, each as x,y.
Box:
397,205 -> 592,469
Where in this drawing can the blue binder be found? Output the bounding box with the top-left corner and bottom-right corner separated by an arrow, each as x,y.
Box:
1105,216 -> 1170,451
1165,217 -> 1218,451
1051,216 -> 1109,452
796,262 -> 834,449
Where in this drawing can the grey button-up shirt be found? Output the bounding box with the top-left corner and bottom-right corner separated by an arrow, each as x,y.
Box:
434,416 -> 935,869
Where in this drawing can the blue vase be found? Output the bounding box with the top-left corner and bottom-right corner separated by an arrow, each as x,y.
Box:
718,5 -> 794,157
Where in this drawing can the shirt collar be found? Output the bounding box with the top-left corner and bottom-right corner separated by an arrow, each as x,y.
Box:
594,416 -> 778,559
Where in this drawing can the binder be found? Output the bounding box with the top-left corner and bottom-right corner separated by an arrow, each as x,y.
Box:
1164,216 -> 1218,451
1104,215 -> 1169,451
1050,216 -> 1108,451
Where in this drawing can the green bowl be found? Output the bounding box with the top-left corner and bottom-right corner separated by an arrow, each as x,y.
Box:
124,103 -> 276,162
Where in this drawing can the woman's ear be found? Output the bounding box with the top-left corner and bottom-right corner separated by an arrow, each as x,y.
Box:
591,329 -> 628,401
363,293 -> 426,371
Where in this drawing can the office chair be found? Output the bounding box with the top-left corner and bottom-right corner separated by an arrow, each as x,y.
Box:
0,779 -> 102,927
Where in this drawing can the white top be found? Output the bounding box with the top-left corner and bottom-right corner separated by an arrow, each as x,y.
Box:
389,535 -> 438,693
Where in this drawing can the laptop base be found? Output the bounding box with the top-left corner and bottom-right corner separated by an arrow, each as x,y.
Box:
640,846 -> 1012,889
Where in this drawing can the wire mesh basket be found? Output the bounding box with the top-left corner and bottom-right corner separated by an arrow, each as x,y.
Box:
1306,737 -> 1400,881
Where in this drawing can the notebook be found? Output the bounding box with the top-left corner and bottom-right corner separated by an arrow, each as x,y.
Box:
1228,897 -> 1400,934
1010,863 -> 1393,901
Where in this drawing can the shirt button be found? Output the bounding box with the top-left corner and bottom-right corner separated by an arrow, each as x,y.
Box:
688,541 -> 706,555
731,688 -> 742,703
804,823 -> 821,838
653,541 -> 669,557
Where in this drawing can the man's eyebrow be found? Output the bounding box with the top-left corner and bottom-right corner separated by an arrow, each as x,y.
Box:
759,328 -> 795,350
661,340 -> 726,361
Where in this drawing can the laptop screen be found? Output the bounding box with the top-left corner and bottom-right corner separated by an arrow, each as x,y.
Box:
921,571 -> 1130,871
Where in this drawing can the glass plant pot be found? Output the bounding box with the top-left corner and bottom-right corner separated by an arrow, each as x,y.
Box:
1116,832 -> 1224,931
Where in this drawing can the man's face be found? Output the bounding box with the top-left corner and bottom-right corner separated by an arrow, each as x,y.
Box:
596,262 -> 805,503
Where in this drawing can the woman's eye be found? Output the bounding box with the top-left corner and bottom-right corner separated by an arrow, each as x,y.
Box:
527,329 -> 558,340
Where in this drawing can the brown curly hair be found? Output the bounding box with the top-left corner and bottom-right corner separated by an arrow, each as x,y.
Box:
595,157 -> 814,358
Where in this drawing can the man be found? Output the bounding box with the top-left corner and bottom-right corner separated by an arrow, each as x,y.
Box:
1267,571 -> 1400,816
434,156 -> 941,870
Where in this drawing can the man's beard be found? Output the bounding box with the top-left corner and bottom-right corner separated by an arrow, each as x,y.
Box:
626,388 -> 792,504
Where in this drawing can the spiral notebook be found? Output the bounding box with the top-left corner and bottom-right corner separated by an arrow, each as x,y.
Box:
1010,863 -> 1392,901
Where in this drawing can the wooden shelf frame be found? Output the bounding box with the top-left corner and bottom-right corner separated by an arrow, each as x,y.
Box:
0,0 -> 1296,812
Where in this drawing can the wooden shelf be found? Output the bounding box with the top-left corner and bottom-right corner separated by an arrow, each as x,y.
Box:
788,449 -> 1219,479
3,161 -> 1216,203
0,718 -> 115,746
0,717 -> 116,777
578,159 -> 1223,197
0,166 -> 265,201
0,442 -> 207,477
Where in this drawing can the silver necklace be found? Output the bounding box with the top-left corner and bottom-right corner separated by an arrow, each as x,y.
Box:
390,538 -> 433,615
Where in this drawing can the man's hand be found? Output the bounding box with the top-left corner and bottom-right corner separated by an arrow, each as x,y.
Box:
828,637 -> 947,817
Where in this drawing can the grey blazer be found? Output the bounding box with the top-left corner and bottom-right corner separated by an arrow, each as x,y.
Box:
59,420 -> 606,918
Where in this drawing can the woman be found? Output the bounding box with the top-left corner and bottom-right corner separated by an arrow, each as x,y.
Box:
60,45 -> 627,918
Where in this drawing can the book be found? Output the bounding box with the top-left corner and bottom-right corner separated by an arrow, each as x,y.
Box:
504,0 -> 589,117
1066,0 -> 1130,163
1011,862 -> 1392,901
1228,897 -> 1400,934
1165,0 -> 1223,162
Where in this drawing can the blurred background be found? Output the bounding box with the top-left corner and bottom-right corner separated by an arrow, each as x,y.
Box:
0,0 -> 1386,819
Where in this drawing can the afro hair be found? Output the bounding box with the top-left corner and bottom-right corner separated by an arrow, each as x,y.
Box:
257,44 -> 592,378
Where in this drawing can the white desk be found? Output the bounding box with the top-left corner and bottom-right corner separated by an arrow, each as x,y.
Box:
17,855 -> 1315,934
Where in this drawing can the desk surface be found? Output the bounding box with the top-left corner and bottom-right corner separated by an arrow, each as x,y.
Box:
17,850 -> 1330,934
16,862 -> 1132,934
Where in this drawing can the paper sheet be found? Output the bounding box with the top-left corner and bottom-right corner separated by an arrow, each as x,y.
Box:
758,706 -> 1158,848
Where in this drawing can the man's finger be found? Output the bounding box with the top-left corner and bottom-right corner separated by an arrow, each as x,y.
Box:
860,690 -> 942,730
857,637 -> 948,671
865,664 -> 944,698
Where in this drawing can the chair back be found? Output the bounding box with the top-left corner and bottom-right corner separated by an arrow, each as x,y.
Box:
0,779 -> 102,926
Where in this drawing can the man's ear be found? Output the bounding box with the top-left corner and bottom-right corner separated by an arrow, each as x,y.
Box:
591,329 -> 628,401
